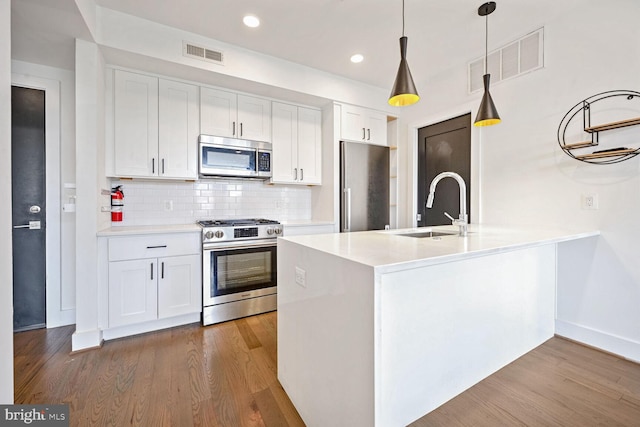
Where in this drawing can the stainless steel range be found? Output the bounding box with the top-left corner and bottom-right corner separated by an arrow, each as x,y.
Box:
198,218 -> 283,326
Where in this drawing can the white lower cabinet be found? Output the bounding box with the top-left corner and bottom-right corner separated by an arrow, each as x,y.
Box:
107,233 -> 201,330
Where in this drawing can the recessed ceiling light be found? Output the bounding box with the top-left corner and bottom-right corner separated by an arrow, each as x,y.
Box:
243,15 -> 260,28
350,54 -> 364,63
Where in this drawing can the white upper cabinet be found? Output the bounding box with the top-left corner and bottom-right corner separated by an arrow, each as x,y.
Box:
200,87 -> 271,142
340,104 -> 388,146
114,70 -> 159,177
112,69 -> 198,179
158,79 -> 199,179
271,102 -> 322,185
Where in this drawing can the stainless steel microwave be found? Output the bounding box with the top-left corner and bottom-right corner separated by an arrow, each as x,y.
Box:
199,135 -> 272,179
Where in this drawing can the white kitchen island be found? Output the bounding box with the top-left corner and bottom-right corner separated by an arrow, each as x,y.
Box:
277,225 -> 599,427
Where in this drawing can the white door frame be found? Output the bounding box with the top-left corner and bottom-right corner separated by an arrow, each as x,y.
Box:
11,72 -> 72,328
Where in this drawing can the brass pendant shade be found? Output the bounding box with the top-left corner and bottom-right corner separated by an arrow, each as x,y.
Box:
389,36 -> 420,107
474,74 -> 501,126
474,1 -> 500,127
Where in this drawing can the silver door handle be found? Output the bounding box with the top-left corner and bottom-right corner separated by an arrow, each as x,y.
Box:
300,168 -> 304,181
240,122 -> 243,136
161,262 -> 165,279
152,158 -> 155,174
14,220 -> 41,230
362,128 -> 366,140
150,262 -> 154,280
294,168 -> 298,180
367,128 -> 371,141
344,188 -> 351,232
232,121 -> 236,136
162,158 -> 165,174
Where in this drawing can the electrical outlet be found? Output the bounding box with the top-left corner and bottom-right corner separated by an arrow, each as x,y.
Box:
295,266 -> 306,287
582,194 -> 599,210
164,200 -> 173,211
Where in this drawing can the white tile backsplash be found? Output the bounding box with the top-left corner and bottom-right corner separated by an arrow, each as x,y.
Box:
110,179 -> 312,226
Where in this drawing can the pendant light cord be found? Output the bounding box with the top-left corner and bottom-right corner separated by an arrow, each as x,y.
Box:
484,9 -> 488,74
402,0 -> 405,36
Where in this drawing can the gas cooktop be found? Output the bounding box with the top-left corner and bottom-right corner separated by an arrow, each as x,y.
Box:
197,218 -> 280,228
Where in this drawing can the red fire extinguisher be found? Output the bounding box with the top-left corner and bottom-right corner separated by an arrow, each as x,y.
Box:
111,185 -> 124,222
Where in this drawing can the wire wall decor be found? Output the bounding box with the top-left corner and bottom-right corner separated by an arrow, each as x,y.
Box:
557,90 -> 640,164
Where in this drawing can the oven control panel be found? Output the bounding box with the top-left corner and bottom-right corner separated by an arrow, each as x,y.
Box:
202,224 -> 283,243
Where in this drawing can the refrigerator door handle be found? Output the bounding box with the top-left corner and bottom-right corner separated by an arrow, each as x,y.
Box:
344,188 -> 352,231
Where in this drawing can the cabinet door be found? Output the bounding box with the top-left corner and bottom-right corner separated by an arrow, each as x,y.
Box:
297,107 -> 322,185
340,104 -> 366,142
271,102 -> 298,183
200,87 -> 237,137
158,254 -> 201,319
366,110 -> 388,146
108,259 -> 158,327
237,95 -> 271,142
114,70 -> 159,177
159,79 -> 199,179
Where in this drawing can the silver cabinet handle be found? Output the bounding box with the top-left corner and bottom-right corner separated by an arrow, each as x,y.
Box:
162,158 -> 165,174
13,225 -> 30,229
161,262 -> 165,279
152,158 -> 155,174
367,128 -> 371,141
146,245 -> 167,249
150,262 -> 154,280
232,121 -> 236,136
240,122 -> 243,136
300,168 -> 304,181
362,127 -> 366,140
294,168 -> 298,180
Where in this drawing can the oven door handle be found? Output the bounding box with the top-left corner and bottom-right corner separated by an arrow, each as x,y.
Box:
203,240 -> 277,251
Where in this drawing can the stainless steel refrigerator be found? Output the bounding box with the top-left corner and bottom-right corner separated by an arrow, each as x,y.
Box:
340,141 -> 390,232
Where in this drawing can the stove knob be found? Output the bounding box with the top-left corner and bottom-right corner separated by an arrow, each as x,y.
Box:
274,227 -> 283,235
214,230 -> 224,239
204,231 -> 215,240
266,227 -> 275,235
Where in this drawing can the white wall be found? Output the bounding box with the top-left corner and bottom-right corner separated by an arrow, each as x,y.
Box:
0,0 -> 14,403
72,39 -> 105,350
400,0 -> 640,360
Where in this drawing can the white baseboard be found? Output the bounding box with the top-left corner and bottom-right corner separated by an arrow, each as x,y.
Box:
102,312 -> 200,341
71,329 -> 103,352
555,319 -> 640,363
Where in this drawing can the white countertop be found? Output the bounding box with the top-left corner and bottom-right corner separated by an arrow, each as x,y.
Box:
279,224 -> 599,273
97,223 -> 201,236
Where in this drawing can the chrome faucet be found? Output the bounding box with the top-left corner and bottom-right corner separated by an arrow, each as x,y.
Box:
426,171 -> 468,236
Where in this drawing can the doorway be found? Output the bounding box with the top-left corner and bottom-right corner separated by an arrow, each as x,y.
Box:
12,86 -> 46,331
417,113 -> 471,227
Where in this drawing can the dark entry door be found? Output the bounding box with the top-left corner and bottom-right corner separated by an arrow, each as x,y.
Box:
12,86 -> 47,332
417,113 -> 471,227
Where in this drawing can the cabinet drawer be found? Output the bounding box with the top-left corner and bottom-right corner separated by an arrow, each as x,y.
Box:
108,233 -> 200,261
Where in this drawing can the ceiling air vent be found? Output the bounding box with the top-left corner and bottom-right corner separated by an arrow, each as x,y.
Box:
468,27 -> 543,94
183,41 -> 224,65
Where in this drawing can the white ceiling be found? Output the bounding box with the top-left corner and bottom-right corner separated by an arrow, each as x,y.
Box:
12,0 -> 582,90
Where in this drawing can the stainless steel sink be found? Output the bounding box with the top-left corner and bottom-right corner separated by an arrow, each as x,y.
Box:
396,230 -> 458,238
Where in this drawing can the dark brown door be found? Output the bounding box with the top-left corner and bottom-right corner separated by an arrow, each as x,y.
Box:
417,113 -> 471,227
12,86 -> 46,332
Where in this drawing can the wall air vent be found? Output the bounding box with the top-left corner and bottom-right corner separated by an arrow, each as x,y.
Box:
468,27 -> 543,93
183,41 -> 224,65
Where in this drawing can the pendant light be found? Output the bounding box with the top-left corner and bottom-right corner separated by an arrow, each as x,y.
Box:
474,2 -> 501,127
388,0 -> 419,107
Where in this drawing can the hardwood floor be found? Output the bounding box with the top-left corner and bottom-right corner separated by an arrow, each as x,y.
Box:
410,337 -> 640,427
14,312 -> 305,427
14,314 -> 640,427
